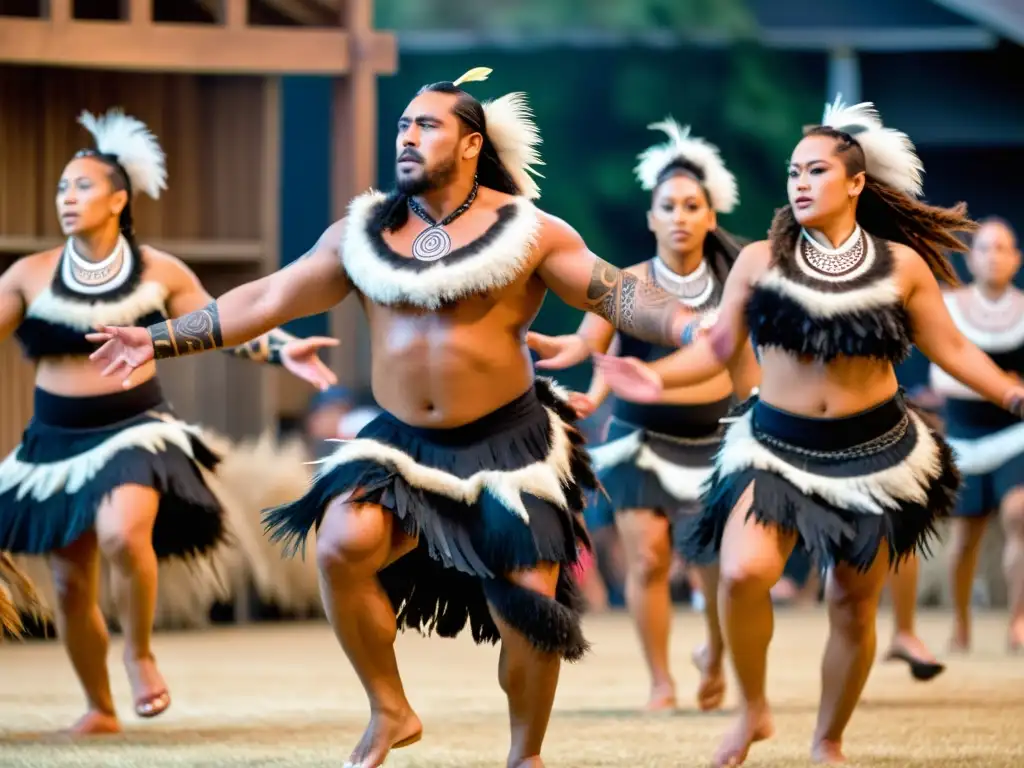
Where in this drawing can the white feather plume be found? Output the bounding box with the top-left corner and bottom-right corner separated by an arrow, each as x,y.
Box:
820,95 -> 923,198
634,118 -> 738,214
482,92 -> 545,200
77,109 -> 168,200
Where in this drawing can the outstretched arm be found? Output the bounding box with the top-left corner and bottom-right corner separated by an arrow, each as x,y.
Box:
646,242 -> 766,387
535,215 -> 698,347
89,220 -> 352,383
903,247 -> 1024,413
0,258 -> 27,345
590,242 -> 766,403
150,220 -> 351,357
157,249 -> 339,389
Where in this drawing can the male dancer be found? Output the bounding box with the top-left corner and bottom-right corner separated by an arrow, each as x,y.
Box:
87,69 -> 716,768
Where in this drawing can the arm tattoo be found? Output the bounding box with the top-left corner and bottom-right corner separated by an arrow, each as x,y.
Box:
584,260 -> 682,346
148,301 -> 224,359
228,328 -> 294,366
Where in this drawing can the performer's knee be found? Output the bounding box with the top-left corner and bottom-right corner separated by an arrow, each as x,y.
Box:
97,517 -> 154,571
96,486 -> 159,570
719,554 -> 782,601
1000,489 -> 1024,537
827,565 -> 885,638
315,495 -> 392,578
50,548 -> 96,615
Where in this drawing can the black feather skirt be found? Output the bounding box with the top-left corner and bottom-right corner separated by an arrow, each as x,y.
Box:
681,390 -> 960,571
263,378 -> 596,661
0,379 -> 226,560
586,397 -> 729,534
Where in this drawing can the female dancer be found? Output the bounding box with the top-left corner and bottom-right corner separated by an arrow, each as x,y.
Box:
0,108 -> 335,732
928,217 -> 1024,652
530,119 -> 755,712
595,98 -> 1024,765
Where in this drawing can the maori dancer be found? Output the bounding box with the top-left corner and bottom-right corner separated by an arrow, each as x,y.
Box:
87,68 -> 712,768
528,118 -> 757,712
930,217 -> 1024,652
0,109 -> 335,733
596,98 -> 1024,764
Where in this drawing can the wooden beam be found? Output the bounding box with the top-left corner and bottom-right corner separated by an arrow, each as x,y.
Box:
0,236 -> 265,263
0,18 -> 396,74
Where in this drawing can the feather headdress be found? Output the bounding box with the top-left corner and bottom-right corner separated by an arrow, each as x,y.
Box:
820,95 -> 923,198
77,109 -> 168,200
634,118 -> 738,214
452,67 -> 545,200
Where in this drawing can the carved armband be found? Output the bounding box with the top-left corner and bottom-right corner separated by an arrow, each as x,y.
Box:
149,302 -> 224,360
229,328 -> 293,366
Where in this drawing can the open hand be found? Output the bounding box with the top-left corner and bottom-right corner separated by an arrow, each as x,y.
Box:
280,336 -> 340,391
86,325 -> 155,389
566,391 -> 598,420
1004,383 -> 1024,418
526,332 -> 591,370
593,353 -> 664,403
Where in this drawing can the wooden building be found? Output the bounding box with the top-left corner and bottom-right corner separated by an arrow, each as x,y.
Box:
0,0 -> 396,454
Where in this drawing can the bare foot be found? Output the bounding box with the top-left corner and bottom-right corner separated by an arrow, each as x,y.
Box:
344,708 -> 423,768
645,680 -> 677,712
887,632 -> 938,663
692,645 -> 726,711
124,654 -> 170,718
64,710 -> 122,736
712,705 -> 774,767
1008,622 -> 1024,654
811,739 -> 846,763
948,634 -> 970,654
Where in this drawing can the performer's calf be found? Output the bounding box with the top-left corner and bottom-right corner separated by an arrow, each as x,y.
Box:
96,485 -> 164,715
812,548 -> 889,762
713,484 -> 795,766
50,531 -> 120,733
316,494 -> 421,768
488,563 -> 562,768
948,516 -> 988,649
617,510 -> 675,709
1000,489 -> 1024,648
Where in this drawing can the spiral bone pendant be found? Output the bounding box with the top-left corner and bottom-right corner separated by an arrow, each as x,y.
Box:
412,226 -> 453,262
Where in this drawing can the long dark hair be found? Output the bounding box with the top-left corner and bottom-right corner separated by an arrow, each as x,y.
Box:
72,148 -> 144,263
652,161 -> 745,285
375,81 -> 520,233
769,126 -> 974,285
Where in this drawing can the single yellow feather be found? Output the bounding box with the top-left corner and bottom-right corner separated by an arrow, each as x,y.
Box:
453,67 -> 492,87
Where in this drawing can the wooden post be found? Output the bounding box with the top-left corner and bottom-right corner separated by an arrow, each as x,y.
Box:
120,0 -> 153,25
42,0 -> 71,23
329,0 -> 396,389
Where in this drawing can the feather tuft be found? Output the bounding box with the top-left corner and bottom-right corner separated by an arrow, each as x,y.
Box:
453,67 -> 492,87
820,95 -> 923,198
77,108 -> 168,200
633,117 -> 738,213
482,92 -> 545,200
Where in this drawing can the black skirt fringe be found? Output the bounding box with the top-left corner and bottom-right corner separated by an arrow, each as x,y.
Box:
585,397 -> 728,531
0,379 -> 226,560
682,390 -> 960,571
263,378 -> 596,660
